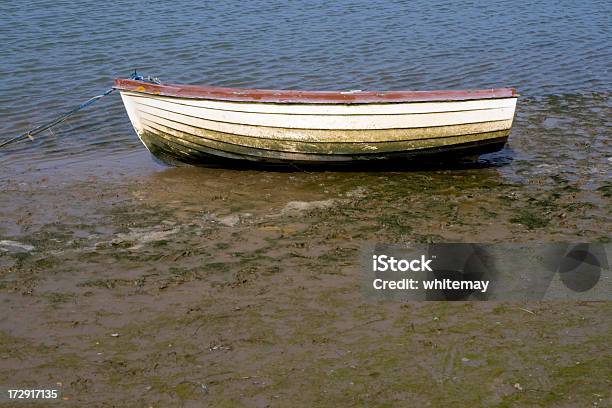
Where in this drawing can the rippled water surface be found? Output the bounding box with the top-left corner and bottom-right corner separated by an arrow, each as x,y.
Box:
1,0 -> 610,176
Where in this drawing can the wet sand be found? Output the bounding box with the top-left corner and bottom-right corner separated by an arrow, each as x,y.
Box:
1,95 -> 611,406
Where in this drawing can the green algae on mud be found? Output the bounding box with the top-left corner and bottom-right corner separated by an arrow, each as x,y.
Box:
1,167 -> 610,406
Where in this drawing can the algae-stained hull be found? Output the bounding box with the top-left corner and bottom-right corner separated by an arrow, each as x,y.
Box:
114,78 -> 518,165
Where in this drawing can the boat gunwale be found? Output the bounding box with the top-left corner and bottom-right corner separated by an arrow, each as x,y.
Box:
114,78 -> 518,104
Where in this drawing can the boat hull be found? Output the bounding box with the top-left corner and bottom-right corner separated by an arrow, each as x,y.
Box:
115,79 -> 517,166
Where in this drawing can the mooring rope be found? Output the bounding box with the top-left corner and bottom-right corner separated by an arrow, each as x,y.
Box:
0,87 -> 116,149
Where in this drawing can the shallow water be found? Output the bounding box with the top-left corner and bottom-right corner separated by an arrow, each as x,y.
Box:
1,0 -> 611,178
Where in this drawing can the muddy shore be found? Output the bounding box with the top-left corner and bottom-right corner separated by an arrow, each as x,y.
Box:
1,95 -> 610,406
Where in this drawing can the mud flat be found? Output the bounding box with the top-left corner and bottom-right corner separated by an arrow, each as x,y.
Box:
0,94 -> 610,406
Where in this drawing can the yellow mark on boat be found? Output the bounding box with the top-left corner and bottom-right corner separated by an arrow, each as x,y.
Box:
135,86 -> 145,92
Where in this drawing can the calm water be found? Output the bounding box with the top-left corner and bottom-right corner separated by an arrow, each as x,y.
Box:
0,0 -> 610,176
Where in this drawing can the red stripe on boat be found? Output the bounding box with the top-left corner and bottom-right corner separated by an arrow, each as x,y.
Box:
114,78 -> 517,104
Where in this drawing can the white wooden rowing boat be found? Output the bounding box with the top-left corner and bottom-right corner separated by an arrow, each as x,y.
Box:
114,78 -> 518,165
